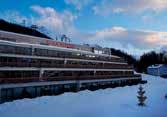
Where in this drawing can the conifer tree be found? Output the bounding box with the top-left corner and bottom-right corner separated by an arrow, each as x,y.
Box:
137,85 -> 147,106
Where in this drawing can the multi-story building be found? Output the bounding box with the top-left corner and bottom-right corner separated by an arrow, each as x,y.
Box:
0,30 -> 141,103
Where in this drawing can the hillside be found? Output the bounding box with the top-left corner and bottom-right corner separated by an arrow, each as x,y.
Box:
110,49 -> 167,73
110,48 -> 137,65
0,19 -> 52,39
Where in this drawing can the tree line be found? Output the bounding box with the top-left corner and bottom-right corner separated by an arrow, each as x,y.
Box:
110,48 -> 167,73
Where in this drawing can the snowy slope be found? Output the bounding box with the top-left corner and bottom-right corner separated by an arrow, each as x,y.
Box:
0,74 -> 167,117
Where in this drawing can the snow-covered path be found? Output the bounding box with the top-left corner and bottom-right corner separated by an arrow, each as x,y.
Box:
0,74 -> 167,117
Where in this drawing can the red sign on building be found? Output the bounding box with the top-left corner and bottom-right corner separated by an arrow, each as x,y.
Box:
45,39 -> 75,48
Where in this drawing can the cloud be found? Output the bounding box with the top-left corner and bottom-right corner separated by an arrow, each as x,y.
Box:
142,15 -> 154,23
64,0 -> 92,10
79,27 -> 167,51
1,5 -> 167,55
93,0 -> 167,16
0,10 -> 28,24
30,5 -> 78,38
160,46 -> 167,53
28,5 -> 167,53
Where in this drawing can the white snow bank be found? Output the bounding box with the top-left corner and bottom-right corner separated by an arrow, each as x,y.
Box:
0,74 -> 167,117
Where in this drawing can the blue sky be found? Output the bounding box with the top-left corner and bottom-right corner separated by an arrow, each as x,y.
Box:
1,0 -> 167,55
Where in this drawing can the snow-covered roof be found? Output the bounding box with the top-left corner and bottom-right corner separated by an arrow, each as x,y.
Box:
0,30 -> 50,41
148,64 -> 164,69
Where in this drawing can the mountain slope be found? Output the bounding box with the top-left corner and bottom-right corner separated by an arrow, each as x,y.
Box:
0,19 -> 52,39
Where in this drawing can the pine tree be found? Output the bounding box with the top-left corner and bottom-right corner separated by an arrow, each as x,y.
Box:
137,85 -> 147,106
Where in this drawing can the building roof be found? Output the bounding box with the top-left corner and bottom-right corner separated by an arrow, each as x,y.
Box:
148,64 -> 165,69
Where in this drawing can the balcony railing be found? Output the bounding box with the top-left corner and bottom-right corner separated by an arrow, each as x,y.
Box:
0,62 -> 133,69
0,74 -> 141,84
0,50 -> 126,63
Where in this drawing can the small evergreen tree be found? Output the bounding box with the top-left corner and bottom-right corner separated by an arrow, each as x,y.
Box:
137,85 -> 147,106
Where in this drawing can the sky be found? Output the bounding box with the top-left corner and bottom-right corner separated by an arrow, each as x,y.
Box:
0,0 -> 167,55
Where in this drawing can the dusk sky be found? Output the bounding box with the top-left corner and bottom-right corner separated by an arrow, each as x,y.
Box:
1,0 -> 167,55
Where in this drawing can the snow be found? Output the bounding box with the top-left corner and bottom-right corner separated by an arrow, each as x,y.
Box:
0,74 -> 167,117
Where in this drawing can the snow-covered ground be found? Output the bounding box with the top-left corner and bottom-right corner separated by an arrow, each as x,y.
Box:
0,74 -> 167,117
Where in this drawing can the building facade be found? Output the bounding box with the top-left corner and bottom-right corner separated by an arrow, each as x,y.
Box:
147,64 -> 167,77
0,30 -> 141,103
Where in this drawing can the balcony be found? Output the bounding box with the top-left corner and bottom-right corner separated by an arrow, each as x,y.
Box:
0,46 -> 126,63
0,62 -> 133,69
0,74 -> 141,84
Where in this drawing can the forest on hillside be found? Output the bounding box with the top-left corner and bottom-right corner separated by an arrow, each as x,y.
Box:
110,48 -> 167,73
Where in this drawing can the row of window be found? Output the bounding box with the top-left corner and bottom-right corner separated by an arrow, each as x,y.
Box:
0,45 -> 32,55
0,71 -> 39,78
0,71 -> 133,78
0,44 -> 124,62
0,57 -> 131,69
